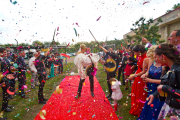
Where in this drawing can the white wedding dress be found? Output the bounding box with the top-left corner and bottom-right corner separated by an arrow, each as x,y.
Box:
74,53 -> 99,79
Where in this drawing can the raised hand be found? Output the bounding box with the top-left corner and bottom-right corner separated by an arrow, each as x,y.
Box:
6,74 -> 15,80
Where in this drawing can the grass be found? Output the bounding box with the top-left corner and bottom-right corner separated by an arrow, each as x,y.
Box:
1,61 -> 139,120
96,63 -> 138,120
1,62 -> 75,120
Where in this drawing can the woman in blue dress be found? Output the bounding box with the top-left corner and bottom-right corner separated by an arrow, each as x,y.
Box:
137,45 -> 165,120
49,54 -> 55,78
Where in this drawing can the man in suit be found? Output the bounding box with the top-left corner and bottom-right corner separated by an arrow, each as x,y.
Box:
118,46 -> 127,84
16,49 -> 30,98
6,48 -> 15,99
1,48 -> 15,113
35,47 -> 52,104
99,45 -> 120,100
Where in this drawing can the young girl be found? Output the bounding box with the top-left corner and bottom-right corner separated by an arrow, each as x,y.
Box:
109,78 -> 123,111
124,57 -> 135,90
148,44 -> 180,120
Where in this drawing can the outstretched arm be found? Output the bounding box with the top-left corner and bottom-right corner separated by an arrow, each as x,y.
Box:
99,45 -> 108,53
44,46 -> 52,57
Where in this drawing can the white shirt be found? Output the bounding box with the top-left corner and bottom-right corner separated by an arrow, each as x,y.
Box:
29,56 -> 37,73
74,53 -> 99,79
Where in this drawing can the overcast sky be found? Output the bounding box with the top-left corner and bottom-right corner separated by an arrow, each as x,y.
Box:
0,0 -> 179,45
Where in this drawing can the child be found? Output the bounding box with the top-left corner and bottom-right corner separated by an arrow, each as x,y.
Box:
109,78 -> 123,111
124,57 -> 135,90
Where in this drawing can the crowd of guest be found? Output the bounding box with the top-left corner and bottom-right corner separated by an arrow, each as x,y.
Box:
0,47 -> 64,120
99,30 -> 180,120
1,29 -> 180,120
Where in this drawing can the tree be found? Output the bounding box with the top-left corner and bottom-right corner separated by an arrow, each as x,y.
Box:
130,17 -> 153,36
44,42 -> 51,46
126,35 -> 132,45
166,3 -> 180,13
50,41 -> 60,46
166,10 -> 172,13
173,3 -> 180,10
32,40 -> 43,46
19,43 -> 30,46
130,16 -> 163,45
134,35 -> 142,44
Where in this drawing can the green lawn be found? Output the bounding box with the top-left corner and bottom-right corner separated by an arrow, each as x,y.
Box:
1,62 -> 139,120
96,63 -> 138,120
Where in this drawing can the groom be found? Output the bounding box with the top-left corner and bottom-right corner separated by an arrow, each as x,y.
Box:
75,45 -> 99,99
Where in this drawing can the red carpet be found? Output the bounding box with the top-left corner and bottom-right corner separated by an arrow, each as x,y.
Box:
35,75 -> 118,120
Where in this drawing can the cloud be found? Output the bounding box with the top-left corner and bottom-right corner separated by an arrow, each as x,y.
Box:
0,0 -> 179,45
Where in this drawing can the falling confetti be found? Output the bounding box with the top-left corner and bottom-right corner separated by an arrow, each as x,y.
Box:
73,112 -> 76,115
56,33 -> 60,36
139,99 -> 146,103
75,23 -> 79,27
12,1 -> 17,5
0,111 -> 4,118
67,42 -> 70,47
56,86 -> 62,94
7,87 -> 15,95
143,1 -> 150,5
150,104 -> 154,107
74,28 -> 77,36
40,110 -> 46,119
15,113 -> 20,117
96,16 -> 101,21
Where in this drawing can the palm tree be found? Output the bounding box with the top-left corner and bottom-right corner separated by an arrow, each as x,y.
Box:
172,3 -> 180,10
166,3 -> 180,13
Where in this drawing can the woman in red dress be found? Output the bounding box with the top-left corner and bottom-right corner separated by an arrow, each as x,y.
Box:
128,45 -> 149,117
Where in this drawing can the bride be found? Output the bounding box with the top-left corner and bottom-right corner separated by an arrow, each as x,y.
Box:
74,44 -> 99,98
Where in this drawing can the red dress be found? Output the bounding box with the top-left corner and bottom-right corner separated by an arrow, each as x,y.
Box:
124,63 -> 134,76
124,54 -> 134,76
129,53 -> 148,117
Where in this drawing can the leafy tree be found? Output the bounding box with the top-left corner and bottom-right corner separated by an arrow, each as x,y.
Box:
130,16 -> 163,45
126,35 -> 132,45
50,41 -> 60,46
166,10 -> 172,13
166,3 -> 180,13
44,42 -> 51,46
32,40 -> 43,46
19,43 -> 30,46
134,35 -> 142,44
173,3 -> 180,9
